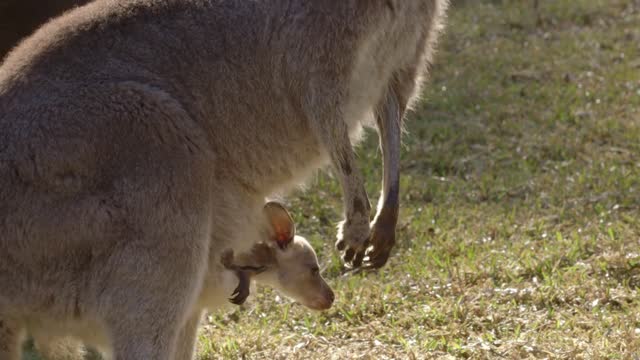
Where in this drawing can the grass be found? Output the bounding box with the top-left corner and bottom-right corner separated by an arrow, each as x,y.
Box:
25,0 -> 640,359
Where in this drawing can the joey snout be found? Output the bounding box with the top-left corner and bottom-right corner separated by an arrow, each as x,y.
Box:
299,278 -> 334,311
316,284 -> 335,310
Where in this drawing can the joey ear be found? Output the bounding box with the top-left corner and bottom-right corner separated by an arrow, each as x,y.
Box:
263,201 -> 295,249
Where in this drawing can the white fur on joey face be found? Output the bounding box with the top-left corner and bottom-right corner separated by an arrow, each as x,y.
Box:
257,236 -> 334,310
259,202 -> 334,310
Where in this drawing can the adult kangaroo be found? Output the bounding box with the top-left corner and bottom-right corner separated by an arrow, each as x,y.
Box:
0,0 -> 448,358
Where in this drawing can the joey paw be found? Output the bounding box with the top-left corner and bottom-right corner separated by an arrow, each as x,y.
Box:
228,271 -> 250,305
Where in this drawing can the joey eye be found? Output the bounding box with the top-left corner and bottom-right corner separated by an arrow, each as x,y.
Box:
310,267 -> 320,275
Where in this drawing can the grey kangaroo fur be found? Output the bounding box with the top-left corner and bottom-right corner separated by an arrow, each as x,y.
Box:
0,0 -> 448,358
0,0 -> 92,61
1,3 -> 93,356
30,202 -> 335,360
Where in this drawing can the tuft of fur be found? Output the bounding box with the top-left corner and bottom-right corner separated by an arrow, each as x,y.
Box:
0,0 -> 92,61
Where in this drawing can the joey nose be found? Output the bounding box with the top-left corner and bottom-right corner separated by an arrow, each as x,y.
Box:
308,287 -> 335,310
323,288 -> 335,307
327,289 -> 335,304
